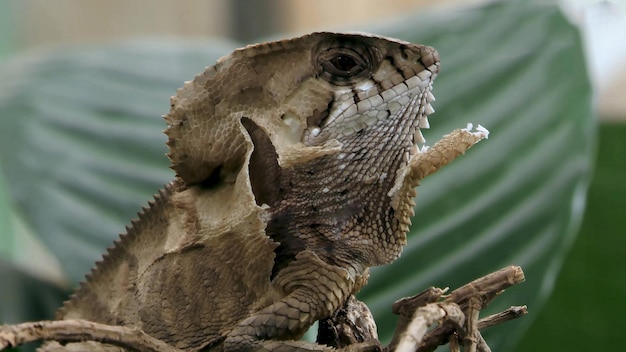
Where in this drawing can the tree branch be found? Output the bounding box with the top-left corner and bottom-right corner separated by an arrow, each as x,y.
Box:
0,320 -> 184,352
388,266 -> 527,352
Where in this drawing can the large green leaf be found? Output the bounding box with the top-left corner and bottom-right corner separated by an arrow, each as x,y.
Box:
0,1 -> 593,350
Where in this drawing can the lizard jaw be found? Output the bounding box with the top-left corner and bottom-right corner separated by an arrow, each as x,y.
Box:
408,81 -> 436,159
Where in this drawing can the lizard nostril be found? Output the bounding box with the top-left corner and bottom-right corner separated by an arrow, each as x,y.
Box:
420,46 -> 440,71
400,48 -> 411,61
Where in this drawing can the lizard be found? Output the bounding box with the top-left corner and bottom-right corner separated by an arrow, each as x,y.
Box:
34,32 -> 488,351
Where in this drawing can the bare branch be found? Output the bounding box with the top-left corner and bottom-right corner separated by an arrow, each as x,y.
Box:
0,320 -> 184,352
478,305 -> 528,329
317,295 -> 380,349
387,287 -> 446,351
388,266 -> 526,352
444,266 -> 525,309
394,303 -> 464,352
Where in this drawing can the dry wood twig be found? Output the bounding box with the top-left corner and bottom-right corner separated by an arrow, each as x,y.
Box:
389,266 -> 527,352
0,320 -> 184,352
393,303 -> 464,352
318,295 -> 380,349
313,266 -> 527,352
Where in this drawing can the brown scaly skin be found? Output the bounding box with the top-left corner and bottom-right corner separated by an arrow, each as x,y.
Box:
39,32 -> 482,351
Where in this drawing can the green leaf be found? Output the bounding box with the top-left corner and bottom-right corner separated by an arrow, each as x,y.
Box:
0,1 -> 593,350
0,167 -> 14,258
0,260 -> 68,324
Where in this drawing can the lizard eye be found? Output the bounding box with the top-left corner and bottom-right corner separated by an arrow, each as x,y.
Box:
328,54 -> 359,73
318,48 -> 370,83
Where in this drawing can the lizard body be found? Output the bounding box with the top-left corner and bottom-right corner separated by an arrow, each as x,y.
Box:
40,32 -> 485,351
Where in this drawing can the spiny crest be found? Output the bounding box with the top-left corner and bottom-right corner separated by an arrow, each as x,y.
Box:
56,182 -> 181,319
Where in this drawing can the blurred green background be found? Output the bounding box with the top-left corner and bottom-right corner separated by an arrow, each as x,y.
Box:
0,1 -> 624,351
517,123 -> 626,351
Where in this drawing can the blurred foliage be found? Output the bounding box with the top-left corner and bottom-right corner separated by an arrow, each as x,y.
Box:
0,2 -> 12,61
514,123 -> 626,351
0,1 -> 600,351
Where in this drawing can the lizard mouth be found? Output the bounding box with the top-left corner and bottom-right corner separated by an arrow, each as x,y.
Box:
383,67 -> 437,165
409,79 -> 436,158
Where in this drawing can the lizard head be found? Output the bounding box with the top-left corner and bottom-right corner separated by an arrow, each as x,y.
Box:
280,33 -> 440,266
165,32 -> 441,267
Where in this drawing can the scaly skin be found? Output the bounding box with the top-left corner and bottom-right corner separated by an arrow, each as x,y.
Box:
40,32 -> 485,351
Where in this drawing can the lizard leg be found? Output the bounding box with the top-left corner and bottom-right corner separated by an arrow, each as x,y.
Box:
223,250 -> 376,351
